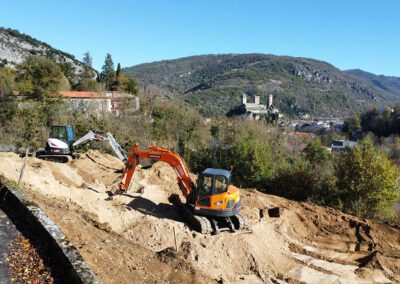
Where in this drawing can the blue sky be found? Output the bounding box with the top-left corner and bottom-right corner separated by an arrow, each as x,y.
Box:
2,0 -> 399,75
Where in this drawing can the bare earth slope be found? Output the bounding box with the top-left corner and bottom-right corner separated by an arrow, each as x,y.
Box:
0,151 -> 399,284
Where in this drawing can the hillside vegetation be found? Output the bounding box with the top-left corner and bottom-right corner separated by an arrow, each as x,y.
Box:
124,54 -> 400,117
345,69 -> 400,97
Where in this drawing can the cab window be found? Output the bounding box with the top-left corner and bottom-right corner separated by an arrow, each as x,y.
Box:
215,175 -> 228,194
199,176 -> 212,197
51,127 -> 67,141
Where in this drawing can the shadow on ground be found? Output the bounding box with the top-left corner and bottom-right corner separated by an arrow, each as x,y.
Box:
126,196 -> 184,223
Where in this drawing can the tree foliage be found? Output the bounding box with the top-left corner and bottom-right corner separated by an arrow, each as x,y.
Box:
345,106 -> 400,138
304,140 -> 329,167
0,67 -> 16,97
100,53 -> 116,90
227,136 -> 273,187
151,102 -> 202,151
15,56 -> 68,98
334,138 -> 400,220
0,67 -> 17,123
115,74 -> 138,94
75,51 -> 103,91
81,51 -> 95,79
75,79 -> 103,92
111,62 -> 139,94
58,62 -> 78,86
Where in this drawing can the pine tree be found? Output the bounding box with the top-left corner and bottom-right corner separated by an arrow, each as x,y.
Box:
116,63 -> 122,79
101,54 -> 114,77
76,51 -> 102,91
81,51 -> 95,80
114,63 -> 122,89
100,53 -> 115,90
83,51 -> 92,66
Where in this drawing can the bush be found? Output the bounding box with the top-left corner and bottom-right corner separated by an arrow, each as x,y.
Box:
227,136 -> 273,187
334,138 -> 400,221
75,79 -> 103,92
16,56 -> 69,98
303,140 -> 329,166
151,102 -> 203,151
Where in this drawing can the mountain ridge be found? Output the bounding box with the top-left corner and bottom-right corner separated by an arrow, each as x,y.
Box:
124,54 -> 400,117
0,27 -> 86,73
344,69 -> 400,98
1,26 -> 398,118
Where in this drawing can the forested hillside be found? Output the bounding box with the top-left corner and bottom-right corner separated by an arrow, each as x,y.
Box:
124,54 -> 400,117
345,69 -> 400,97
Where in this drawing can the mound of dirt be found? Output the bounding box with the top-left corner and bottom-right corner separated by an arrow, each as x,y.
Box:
0,151 -> 399,283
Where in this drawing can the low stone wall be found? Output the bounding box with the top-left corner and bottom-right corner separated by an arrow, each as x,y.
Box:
0,185 -> 98,284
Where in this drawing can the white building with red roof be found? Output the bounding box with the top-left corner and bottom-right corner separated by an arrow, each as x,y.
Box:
59,91 -> 139,115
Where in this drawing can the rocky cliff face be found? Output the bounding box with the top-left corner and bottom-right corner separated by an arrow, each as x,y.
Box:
0,28 -> 84,72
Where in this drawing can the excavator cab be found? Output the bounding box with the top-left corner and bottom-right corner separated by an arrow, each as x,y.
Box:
36,125 -> 76,163
193,168 -> 241,218
50,125 -> 75,144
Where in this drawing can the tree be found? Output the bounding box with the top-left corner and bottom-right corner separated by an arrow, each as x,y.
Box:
114,63 -> 122,90
58,62 -> 78,87
10,102 -> 46,148
0,67 -> 15,98
76,51 -> 102,91
304,140 -> 329,167
15,56 -> 68,99
0,67 -> 17,123
334,138 -> 400,221
344,114 -> 362,134
230,136 -> 273,187
112,63 -> 138,94
122,76 -> 138,94
116,63 -> 122,79
101,54 -> 114,74
100,53 -> 115,90
81,51 -> 95,80
151,102 -> 202,150
75,79 -> 103,92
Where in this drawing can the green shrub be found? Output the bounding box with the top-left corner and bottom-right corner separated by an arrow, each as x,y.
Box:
16,56 -> 69,98
334,138 -> 400,221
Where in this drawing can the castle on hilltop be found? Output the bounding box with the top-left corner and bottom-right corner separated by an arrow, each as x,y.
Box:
240,94 -> 281,120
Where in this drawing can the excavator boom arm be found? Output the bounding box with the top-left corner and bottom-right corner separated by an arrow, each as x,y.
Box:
72,130 -> 127,161
118,144 -> 195,197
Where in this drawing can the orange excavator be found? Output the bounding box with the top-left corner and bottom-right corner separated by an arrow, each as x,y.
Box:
112,143 -> 246,234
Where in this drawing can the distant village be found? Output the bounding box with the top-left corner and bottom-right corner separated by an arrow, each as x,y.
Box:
238,93 -> 345,134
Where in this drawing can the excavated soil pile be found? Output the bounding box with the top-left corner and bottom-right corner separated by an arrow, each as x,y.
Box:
0,151 -> 399,284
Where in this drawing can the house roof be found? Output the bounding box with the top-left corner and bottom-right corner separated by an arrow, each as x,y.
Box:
60,91 -> 104,98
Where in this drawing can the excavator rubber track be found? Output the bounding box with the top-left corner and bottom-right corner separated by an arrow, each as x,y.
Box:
177,202 -> 247,234
231,214 -> 247,230
177,203 -> 212,234
36,154 -> 72,163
